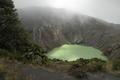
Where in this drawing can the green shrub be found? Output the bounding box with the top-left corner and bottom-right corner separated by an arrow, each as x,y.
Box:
112,59 -> 120,71
0,49 -> 10,57
87,58 -> 106,72
0,43 -> 49,65
21,43 -> 48,64
68,63 -> 88,79
88,58 -> 106,72
68,58 -> 107,78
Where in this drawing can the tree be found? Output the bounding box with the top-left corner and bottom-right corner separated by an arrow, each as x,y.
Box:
0,0 -> 48,64
0,0 -> 30,53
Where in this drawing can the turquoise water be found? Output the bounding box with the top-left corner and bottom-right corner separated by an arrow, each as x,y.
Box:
47,44 -> 107,61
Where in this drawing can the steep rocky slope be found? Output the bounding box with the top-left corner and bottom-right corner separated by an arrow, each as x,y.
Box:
18,7 -> 120,59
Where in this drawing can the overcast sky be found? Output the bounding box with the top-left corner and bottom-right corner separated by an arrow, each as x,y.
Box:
13,0 -> 120,24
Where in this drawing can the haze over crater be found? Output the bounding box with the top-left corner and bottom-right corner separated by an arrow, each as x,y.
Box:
13,0 -> 120,24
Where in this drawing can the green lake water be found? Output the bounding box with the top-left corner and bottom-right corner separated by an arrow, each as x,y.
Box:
47,44 -> 107,61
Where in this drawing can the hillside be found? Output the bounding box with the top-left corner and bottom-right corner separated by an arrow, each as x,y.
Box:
18,7 -> 120,59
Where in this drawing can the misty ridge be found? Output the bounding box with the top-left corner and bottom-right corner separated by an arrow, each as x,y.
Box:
0,0 -> 120,80
17,6 -> 120,59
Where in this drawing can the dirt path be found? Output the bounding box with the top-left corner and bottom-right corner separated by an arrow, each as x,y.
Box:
0,62 -> 119,80
21,66 -> 77,80
20,66 -> 120,80
87,73 -> 120,80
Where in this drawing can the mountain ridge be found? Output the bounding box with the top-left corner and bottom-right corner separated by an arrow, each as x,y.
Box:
17,7 -> 120,59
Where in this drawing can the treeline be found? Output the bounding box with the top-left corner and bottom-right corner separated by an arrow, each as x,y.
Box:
0,0 -> 48,64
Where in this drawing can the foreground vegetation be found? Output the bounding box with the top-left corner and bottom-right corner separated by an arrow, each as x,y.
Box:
68,58 -> 120,79
0,57 -> 119,80
37,58 -> 118,80
0,0 -> 49,64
